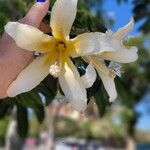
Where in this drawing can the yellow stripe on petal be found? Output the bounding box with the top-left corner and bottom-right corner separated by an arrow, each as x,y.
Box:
91,57 -> 111,76
50,0 -> 77,40
90,57 -> 117,102
96,68 -> 117,102
59,57 -> 87,111
88,57 -> 117,102
5,22 -> 56,53
7,53 -> 57,97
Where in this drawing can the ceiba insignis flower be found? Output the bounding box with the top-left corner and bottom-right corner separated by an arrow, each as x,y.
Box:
5,0 -> 102,111
4,0 -> 138,110
82,18 -> 138,102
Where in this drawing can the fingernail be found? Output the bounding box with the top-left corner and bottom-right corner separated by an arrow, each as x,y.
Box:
36,0 -> 46,2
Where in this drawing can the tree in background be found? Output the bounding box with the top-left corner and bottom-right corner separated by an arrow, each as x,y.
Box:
117,0 -> 150,34
0,0 -> 105,139
0,0 -> 149,149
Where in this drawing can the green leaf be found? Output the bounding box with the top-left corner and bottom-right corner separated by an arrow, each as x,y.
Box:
0,101 -> 9,119
35,85 -> 55,106
16,105 -> 28,138
94,86 -> 109,117
116,79 -> 135,108
16,92 -> 43,109
72,57 -> 88,76
0,98 -> 16,119
33,106 -> 45,124
42,75 -> 58,93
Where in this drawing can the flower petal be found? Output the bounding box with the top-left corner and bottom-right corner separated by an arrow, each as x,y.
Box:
7,54 -> 56,97
113,18 -> 134,40
59,57 -> 87,111
99,46 -> 138,63
81,63 -> 97,88
5,22 -> 55,53
71,32 -> 102,57
50,0 -> 77,40
92,59 -> 117,102
96,68 -> 117,102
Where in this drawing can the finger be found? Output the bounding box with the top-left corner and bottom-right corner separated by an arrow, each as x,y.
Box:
23,0 -> 50,27
39,21 -> 51,33
0,94 -> 7,99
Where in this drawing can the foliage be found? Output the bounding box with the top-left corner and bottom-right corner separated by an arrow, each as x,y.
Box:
116,0 -> 150,33
0,0 -> 33,33
0,117 -> 9,139
0,0 -> 149,139
0,0 -> 106,137
53,116 -> 125,139
132,0 -> 150,33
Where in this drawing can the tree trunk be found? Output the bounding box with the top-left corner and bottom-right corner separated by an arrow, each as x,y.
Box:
126,112 -> 137,150
126,135 -> 136,150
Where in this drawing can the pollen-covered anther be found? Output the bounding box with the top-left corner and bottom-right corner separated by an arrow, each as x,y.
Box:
49,62 -> 61,78
109,69 -> 116,78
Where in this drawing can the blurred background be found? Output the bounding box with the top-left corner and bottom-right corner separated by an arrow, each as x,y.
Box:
0,0 -> 150,150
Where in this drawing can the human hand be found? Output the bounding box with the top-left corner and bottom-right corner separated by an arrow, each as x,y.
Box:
0,0 -> 50,99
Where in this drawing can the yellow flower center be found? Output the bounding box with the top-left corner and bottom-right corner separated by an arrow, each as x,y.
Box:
49,41 -> 68,78
56,42 -> 66,52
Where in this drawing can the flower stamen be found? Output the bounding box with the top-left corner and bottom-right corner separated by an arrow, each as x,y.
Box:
56,42 -> 66,52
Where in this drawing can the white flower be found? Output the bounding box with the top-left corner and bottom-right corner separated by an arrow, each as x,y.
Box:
5,0 -> 101,111
82,18 -> 138,102
4,0 -> 138,110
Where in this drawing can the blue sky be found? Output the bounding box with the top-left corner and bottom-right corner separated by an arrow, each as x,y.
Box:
135,94 -> 150,131
103,0 -> 150,131
103,0 -> 143,35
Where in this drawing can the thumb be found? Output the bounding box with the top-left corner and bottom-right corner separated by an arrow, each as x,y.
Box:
23,0 -> 50,27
